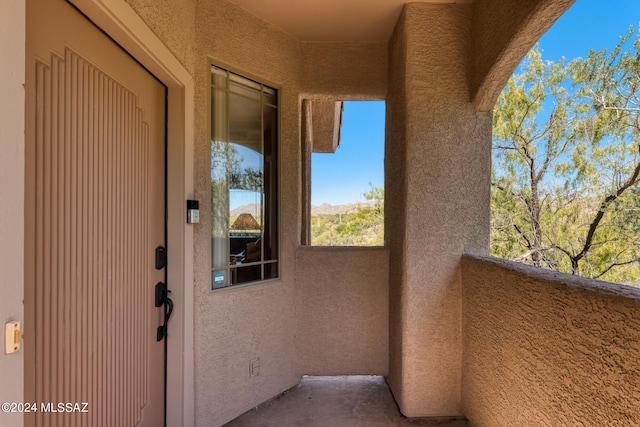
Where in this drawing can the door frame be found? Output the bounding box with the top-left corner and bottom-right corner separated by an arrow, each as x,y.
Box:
66,1 -> 195,425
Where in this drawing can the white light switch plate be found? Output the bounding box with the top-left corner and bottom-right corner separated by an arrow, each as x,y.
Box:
5,321 -> 20,354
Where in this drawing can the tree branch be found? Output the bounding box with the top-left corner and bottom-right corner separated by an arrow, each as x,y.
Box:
594,258 -> 640,279
513,223 -> 532,249
575,148 -> 640,262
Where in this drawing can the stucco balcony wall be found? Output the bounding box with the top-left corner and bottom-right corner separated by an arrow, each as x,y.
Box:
295,246 -> 390,376
461,253 -> 640,426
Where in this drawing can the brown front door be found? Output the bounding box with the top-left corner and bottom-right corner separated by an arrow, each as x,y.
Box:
25,0 -> 167,425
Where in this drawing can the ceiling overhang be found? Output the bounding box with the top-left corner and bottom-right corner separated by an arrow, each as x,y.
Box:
226,0 -> 474,42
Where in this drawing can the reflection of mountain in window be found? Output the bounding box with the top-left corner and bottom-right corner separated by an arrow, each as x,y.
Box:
231,213 -> 260,231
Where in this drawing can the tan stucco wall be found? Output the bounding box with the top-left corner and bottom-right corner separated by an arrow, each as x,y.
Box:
470,0 -> 575,110
191,2 -> 395,424
0,2 -> 25,427
462,254 -> 640,426
125,0 -> 197,74
295,247 -> 389,375
300,41 -> 387,99
193,1 -> 301,425
386,3 -> 492,417
309,101 -> 342,154
385,8 -> 409,412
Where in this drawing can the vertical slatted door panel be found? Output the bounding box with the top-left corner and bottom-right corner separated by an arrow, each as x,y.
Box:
32,47 -> 160,427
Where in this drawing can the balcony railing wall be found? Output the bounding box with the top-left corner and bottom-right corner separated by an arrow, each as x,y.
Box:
461,253 -> 640,426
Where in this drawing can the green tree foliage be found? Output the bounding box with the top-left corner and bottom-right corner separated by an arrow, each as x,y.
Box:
492,28 -> 640,285
311,184 -> 384,246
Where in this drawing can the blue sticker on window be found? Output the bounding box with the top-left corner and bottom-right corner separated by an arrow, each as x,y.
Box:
214,273 -> 225,286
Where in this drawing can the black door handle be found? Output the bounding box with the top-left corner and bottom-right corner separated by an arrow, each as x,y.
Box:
155,282 -> 173,341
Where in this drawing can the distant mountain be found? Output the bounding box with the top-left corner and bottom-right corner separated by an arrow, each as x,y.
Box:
312,202 -> 375,215
230,202 -> 375,216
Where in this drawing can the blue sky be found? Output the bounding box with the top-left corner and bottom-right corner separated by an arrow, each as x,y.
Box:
311,0 -> 640,206
538,0 -> 640,61
311,101 -> 385,205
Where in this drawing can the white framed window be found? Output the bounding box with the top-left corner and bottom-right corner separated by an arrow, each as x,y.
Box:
210,66 -> 278,289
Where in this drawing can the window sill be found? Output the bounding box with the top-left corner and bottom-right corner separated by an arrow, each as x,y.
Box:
210,277 -> 282,294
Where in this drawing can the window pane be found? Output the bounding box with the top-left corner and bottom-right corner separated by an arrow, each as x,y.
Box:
264,262 -> 278,280
233,265 -> 261,285
263,105 -> 277,261
263,91 -> 276,107
211,72 -> 230,287
211,66 -> 278,289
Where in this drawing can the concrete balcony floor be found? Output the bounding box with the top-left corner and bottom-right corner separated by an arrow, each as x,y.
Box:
224,376 -> 471,427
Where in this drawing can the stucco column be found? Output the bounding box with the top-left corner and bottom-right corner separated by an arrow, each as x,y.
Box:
386,3 -> 491,417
